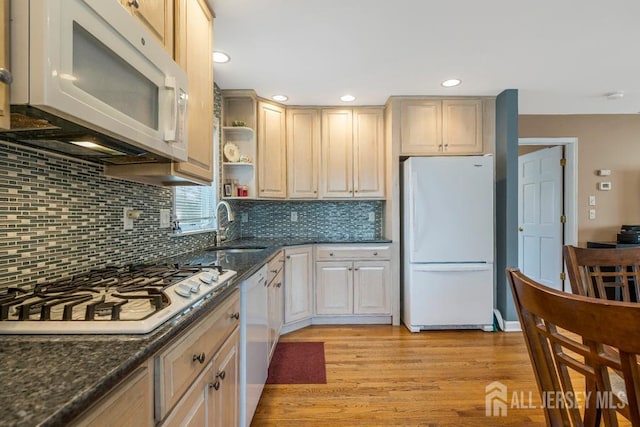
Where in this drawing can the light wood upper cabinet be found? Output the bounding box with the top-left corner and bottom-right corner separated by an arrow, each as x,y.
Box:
321,109 -> 353,198
400,99 -> 441,154
353,108 -> 384,198
257,101 -> 286,198
286,108 -> 320,198
0,0 -> 9,131
120,0 -> 174,55
400,98 -> 483,155
320,108 -> 384,199
442,99 -> 482,153
173,0 -> 214,182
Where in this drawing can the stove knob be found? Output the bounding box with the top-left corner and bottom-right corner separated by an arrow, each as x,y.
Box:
200,272 -> 214,284
189,280 -> 201,293
174,284 -> 192,298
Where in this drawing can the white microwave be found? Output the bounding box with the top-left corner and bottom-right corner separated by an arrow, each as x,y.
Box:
7,0 -> 188,163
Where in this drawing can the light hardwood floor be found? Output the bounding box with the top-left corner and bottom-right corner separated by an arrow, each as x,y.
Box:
252,325 -> 547,426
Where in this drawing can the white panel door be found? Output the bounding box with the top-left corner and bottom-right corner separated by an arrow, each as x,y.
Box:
315,261 -> 353,315
518,146 -> 563,290
406,156 -> 494,263
353,261 -> 391,314
284,247 -> 313,323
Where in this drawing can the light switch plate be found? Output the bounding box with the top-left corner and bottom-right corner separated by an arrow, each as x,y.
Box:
589,195 -> 596,206
368,212 -> 375,222
589,209 -> 596,220
123,207 -> 133,230
241,213 -> 248,223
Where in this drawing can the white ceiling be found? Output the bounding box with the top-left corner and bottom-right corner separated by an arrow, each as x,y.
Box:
208,0 -> 640,114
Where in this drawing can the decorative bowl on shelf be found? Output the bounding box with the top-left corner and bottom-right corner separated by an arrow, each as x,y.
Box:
231,120 -> 246,127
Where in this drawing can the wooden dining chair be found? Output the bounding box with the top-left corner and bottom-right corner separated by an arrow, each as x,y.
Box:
563,245 -> 640,301
507,267 -> 640,426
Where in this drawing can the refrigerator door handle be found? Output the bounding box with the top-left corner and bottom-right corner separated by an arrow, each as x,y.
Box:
412,263 -> 492,272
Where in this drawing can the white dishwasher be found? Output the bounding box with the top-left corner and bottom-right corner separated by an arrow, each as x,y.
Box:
240,265 -> 268,427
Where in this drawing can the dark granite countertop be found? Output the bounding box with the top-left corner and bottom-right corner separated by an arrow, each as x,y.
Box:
0,237 -> 391,427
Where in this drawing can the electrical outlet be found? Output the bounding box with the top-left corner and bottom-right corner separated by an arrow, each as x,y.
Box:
123,207 -> 133,230
589,209 -> 596,220
368,212 -> 375,222
589,195 -> 596,206
241,213 -> 248,223
291,211 -> 298,222
159,209 -> 170,228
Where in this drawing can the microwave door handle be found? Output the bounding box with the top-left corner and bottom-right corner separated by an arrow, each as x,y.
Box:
163,76 -> 177,141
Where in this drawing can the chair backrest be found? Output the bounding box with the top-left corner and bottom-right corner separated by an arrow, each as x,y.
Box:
563,245 -> 640,301
507,267 -> 640,426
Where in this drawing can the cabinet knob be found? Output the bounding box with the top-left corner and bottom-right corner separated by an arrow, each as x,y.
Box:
354,268 -> 359,271
348,267 -> 353,271
127,0 -> 140,8
276,282 -> 282,288
518,227 -> 524,232
286,255 -> 291,259
0,68 -> 13,85
216,370 -> 226,380
329,253 -> 334,256
270,269 -> 278,273
313,190 -> 317,194
373,252 -> 378,256
193,352 -> 206,364
230,312 -> 240,320
209,381 -> 220,390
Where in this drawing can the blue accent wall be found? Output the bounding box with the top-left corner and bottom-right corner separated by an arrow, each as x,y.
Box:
495,89 -> 519,321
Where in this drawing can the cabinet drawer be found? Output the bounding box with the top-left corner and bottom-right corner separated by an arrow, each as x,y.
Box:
156,289 -> 240,419
267,250 -> 285,284
316,245 -> 391,261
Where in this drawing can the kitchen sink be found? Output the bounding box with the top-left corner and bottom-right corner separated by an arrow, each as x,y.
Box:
208,245 -> 268,254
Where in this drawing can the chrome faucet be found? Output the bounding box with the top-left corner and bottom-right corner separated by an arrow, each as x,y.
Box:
215,200 -> 235,245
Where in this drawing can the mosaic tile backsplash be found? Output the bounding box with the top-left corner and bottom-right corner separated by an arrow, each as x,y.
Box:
226,200 -> 384,240
0,142 -> 217,288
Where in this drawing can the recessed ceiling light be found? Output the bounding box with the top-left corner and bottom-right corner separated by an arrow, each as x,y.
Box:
213,51 -> 230,63
272,95 -> 288,102
441,79 -> 462,88
340,94 -> 356,102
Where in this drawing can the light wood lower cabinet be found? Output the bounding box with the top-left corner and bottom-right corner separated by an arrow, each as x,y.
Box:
70,361 -> 154,427
315,245 -> 392,316
157,290 -> 240,425
283,246 -> 313,324
161,327 -> 240,427
267,251 -> 285,360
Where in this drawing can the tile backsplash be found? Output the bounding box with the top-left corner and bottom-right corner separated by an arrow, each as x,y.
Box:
226,200 -> 384,240
0,142 -> 216,288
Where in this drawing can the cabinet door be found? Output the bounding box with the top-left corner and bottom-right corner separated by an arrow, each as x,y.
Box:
442,99 -> 483,154
287,108 -> 320,198
353,108 -> 384,198
71,362 -> 154,427
212,328 -> 240,427
0,0 -> 9,130
267,269 -> 284,360
315,261 -> 353,315
284,246 -> 313,323
258,101 -> 287,198
321,109 -> 353,198
174,0 -> 214,182
400,99 -> 442,154
121,0 -> 174,55
155,361 -> 212,427
353,261 -> 391,315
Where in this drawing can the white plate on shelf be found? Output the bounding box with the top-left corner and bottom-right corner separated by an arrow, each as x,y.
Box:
223,143 -> 240,162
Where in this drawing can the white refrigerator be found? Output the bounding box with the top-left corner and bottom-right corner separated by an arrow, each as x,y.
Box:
402,156 -> 494,332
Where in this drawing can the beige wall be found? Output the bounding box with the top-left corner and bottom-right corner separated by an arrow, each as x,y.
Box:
519,115 -> 640,245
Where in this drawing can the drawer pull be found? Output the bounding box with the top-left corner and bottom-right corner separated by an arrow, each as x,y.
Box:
373,252 -> 378,256
230,312 -> 240,320
276,282 -> 282,288
270,269 -> 278,273
286,255 -> 291,259
209,381 -> 220,391
216,370 -> 226,380
348,267 -> 353,271
193,352 -> 205,364
354,268 -> 359,271
329,253 -> 334,256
